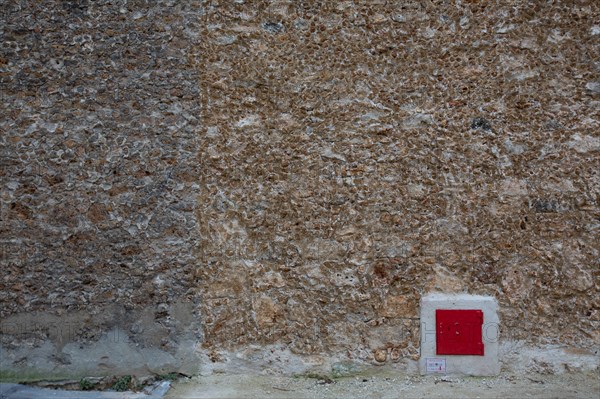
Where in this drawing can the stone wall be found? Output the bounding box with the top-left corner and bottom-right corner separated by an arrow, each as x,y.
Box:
1,0 -> 599,377
198,0 -> 599,364
1,0 -> 204,377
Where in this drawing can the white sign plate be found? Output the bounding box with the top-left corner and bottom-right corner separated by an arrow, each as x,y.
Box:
426,358 -> 446,373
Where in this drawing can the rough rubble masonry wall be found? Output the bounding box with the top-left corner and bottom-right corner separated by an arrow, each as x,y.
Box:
197,0 -> 599,362
2,0 -> 600,376
1,1 -> 204,376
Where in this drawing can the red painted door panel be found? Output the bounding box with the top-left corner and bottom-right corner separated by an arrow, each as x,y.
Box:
436,309 -> 484,356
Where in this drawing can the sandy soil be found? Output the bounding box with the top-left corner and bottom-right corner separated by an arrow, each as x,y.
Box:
166,371 -> 599,399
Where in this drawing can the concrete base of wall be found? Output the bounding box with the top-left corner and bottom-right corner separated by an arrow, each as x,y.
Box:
0,303 -> 203,381
419,293 -> 500,376
0,328 -> 201,381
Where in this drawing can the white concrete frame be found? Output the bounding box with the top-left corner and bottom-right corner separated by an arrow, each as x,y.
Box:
419,293 -> 500,376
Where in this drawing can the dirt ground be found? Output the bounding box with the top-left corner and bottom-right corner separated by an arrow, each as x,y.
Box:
166,371 -> 599,399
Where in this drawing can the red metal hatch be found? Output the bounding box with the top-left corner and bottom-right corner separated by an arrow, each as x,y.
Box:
436,309 -> 484,356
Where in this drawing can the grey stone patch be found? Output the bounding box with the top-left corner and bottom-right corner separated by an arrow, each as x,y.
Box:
320,147 -> 347,162
293,18 -> 309,30
215,35 -> 237,45
544,120 -> 564,130
503,138 -> 526,155
585,81 -> 600,94
401,113 -> 435,129
531,198 -> 563,213
262,22 -> 284,34
471,117 -> 492,131
567,134 -> 600,153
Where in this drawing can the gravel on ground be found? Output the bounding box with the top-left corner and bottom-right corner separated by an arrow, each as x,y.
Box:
166,371 -> 599,399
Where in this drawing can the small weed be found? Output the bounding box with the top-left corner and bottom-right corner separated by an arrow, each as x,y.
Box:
112,375 -> 132,392
79,378 -> 95,391
157,372 -> 179,381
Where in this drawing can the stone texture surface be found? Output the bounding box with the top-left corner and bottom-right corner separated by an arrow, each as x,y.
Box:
197,0 -> 599,363
1,0 -> 204,375
0,0 -> 599,377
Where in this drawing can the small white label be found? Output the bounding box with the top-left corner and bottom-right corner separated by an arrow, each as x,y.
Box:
426,358 -> 446,373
